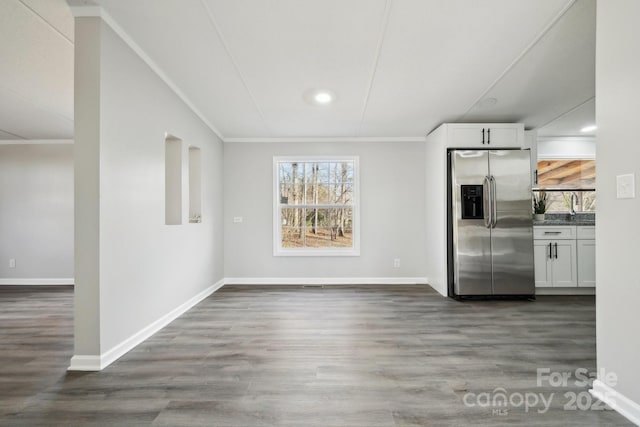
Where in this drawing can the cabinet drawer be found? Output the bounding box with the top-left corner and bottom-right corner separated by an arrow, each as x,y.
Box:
534,226 -> 576,240
577,226 -> 595,240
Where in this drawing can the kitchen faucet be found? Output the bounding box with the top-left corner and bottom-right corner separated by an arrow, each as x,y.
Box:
569,192 -> 578,216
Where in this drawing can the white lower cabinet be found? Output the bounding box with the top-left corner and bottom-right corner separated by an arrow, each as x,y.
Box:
533,241 -> 552,287
534,225 -> 595,289
534,239 -> 577,287
577,239 -> 596,287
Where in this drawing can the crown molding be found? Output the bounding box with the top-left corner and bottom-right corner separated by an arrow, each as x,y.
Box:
0,139 -> 73,145
0,278 -> 74,285
67,2 -> 225,143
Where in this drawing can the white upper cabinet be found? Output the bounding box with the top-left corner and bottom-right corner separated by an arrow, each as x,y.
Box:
446,123 -> 524,148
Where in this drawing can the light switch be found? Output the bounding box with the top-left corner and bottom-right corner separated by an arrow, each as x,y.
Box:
233,216 -> 243,223
616,173 -> 635,199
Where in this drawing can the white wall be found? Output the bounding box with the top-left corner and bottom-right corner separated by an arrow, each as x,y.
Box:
72,17 -> 224,367
0,143 -> 73,283
593,0 -> 640,422
424,126 -> 447,296
224,141 -> 427,283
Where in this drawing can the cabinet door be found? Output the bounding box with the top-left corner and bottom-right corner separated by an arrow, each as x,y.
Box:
577,239 -> 596,287
552,240 -> 577,287
533,240 -> 553,287
448,124 -> 523,148
487,126 -> 522,147
449,125 -> 487,147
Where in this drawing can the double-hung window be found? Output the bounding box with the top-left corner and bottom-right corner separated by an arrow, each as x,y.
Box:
273,156 -> 360,256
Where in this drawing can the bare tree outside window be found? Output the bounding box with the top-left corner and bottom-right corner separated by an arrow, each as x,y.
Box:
275,158 -> 358,255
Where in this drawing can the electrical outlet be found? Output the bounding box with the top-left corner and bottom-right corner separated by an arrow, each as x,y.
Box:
393,258 -> 400,268
9,259 -> 16,268
233,217 -> 243,223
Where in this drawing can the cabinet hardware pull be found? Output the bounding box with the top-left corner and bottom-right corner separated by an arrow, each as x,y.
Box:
490,175 -> 498,228
481,128 -> 485,144
548,242 -> 552,259
483,176 -> 491,228
544,231 -> 562,234
487,128 -> 491,144
554,242 -> 558,259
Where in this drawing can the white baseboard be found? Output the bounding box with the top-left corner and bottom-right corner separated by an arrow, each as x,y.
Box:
68,277 -> 431,371
591,379 -> 640,426
0,278 -> 74,285
68,355 -> 102,371
68,279 -> 224,371
224,277 -> 429,286
536,287 -> 595,295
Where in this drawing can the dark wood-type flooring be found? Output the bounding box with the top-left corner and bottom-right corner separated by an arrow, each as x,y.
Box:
0,285 -> 632,426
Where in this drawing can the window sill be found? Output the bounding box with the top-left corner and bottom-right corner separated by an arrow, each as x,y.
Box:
274,248 -> 360,257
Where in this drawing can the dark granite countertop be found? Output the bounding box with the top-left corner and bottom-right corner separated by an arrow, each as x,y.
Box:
533,213 -> 595,226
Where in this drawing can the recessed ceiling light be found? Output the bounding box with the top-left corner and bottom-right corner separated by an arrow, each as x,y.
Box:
304,89 -> 337,106
476,97 -> 498,109
581,125 -> 597,132
314,92 -> 333,104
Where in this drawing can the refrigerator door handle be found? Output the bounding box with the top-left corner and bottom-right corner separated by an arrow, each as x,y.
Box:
490,175 -> 498,228
482,175 -> 492,228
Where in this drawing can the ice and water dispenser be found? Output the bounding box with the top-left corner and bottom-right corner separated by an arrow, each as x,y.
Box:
460,185 -> 484,220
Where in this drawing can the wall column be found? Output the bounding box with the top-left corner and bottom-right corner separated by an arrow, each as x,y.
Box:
70,16 -> 102,370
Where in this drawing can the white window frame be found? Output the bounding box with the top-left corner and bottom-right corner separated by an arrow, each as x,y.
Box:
273,156 -> 360,257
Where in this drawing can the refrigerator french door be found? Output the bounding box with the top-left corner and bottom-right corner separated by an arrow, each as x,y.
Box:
448,149 -> 535,297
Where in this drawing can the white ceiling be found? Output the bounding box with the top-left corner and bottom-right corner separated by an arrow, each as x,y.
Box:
537,97 -> 595,137
0,0 -> 596,141
0,0 -> 74,140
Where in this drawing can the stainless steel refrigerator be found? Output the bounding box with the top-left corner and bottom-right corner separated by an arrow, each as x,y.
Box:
447,149 -> 535,298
